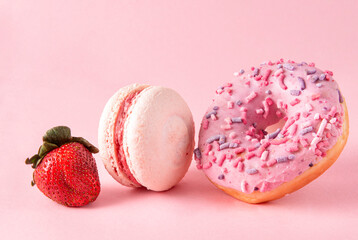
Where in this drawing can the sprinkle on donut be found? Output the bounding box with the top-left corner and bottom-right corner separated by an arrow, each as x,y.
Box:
196,59 -> 345,194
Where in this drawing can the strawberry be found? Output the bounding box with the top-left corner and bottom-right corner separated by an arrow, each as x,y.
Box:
25,126 -> 101,207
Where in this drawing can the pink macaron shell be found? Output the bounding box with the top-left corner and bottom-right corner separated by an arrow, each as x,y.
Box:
123,86 -> 195,191
98,84 -> 148,187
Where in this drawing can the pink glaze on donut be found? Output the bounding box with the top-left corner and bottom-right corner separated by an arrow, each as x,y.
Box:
195,59 -> 345,194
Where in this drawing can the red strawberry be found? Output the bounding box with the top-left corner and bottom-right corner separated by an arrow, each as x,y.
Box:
25,126 -> 101,207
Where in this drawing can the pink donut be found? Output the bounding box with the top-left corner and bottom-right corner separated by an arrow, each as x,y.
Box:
195,59 -> 349,203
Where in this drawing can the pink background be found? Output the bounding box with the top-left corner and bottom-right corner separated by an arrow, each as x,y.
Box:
1,0 -> 358,239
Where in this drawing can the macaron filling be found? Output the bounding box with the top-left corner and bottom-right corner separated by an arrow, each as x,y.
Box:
114,88 -> 148,186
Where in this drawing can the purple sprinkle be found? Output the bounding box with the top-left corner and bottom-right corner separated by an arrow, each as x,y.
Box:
310,75 -> 319,83
288,154 -> 295,160
239,69 -> 245,75
301,62 -> 308,65
265,90 -> 272,95
236,100 -> 243,106
219,135 -> 226,144
246,168 -> 258,175
252,122 -> 257,128
218,174 -> 225,180
253,68 -> 260,77
231,117 -> 243,123
277,64 -> 283,69
254,187 -> 259,191
337,89 -> 343,103
213,106 -> 219,110
194,148 -> 202,159
276,156 -> 288,163
290,90 -> 301,96
254,142 -> 261,149
323,106 -> 329,111
319,73 -> 326,81
267,128 -> 281,139
283,63 -> 295,71
300,126 -> 313,135
316,83 -> 323,88
205,110 -> 217,119
206,135 -> 221,143
229,143 -> 239,148
306,69 -> 317,75
297,76 -> 306,90
309,163 -> 313,167
219,142 -> 230,150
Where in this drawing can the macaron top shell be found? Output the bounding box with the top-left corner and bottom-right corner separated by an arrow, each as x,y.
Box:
124,86 -> 195,191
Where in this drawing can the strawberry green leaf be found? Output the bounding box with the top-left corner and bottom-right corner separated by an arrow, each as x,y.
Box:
43,126 -> 71,146
25,154 -> 41,168
71,137 -> 99,153
38,142 -> 58,157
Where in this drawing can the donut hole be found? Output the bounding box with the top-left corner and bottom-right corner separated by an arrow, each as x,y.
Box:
264,117 -> 286,135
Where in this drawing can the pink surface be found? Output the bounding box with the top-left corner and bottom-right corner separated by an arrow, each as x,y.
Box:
1,1 -> 357,239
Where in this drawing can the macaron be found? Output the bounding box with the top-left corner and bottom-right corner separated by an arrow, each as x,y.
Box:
98,84 -> 195,191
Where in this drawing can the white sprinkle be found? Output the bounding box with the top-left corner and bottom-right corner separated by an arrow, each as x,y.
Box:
261,151 -> 269,161
227,101 -> 234,109
326,123 -> 332,130
229,132 -> 237,139
224,117 -> 232,124
246,91 -> 258,103
256,108 -> 264,115
330,118 -> 337,124
314,113 -> 320,120
274,68 -> 284,76
305,103 -> 313,112
317,119 -> 328,136
311,136 -> 321,148
233,72 -> 239,77
302,121 -> 312,128
263,100 -> 269,119
221,124 -> 232,130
